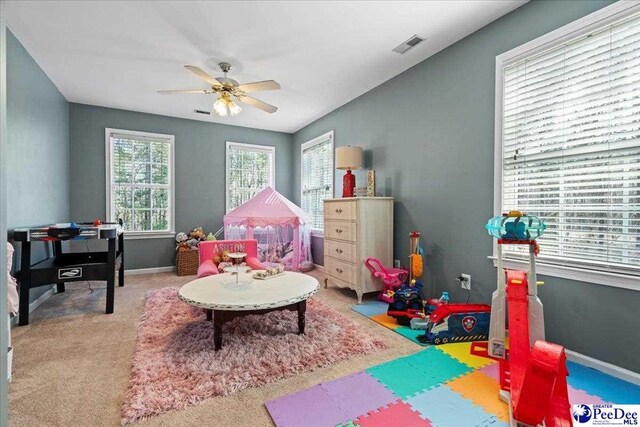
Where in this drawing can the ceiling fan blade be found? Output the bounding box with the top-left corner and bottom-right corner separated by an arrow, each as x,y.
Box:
184,65 -> 222,87
238,95 -> 278,114
237,80 -> 281,93
157,89 -> 211,94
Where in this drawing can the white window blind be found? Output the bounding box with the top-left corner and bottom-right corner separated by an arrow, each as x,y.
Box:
500,11 -> 640,277
226,142 -> 275,212
301,131 -> 334,231
106,129 -> 175,235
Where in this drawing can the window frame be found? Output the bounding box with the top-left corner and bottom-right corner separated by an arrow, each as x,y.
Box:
300,130 -> 334,235
492,1 -> 640,291
225,141 -> 276,213
104,128 -> 175,239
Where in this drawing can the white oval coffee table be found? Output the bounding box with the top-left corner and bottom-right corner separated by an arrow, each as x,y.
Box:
178,271 -> 319,350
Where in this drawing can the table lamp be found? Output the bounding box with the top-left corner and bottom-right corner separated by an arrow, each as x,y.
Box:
335,145 -> 363,198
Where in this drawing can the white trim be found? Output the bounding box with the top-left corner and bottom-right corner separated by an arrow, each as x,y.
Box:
300,130 -> 334,232
565,349 -> 640,386
10,267 -> 175,326
492,1 -> 640,288
11,285 -> 56,326
496,1 -> 640,66
489,256 -> 639,291
123,231 -> 175,240
124,266 -> 176,275
313,263 -> 325,273
225,141 -> 276,213
105,128 -> 175,235
0,0 -> 8,413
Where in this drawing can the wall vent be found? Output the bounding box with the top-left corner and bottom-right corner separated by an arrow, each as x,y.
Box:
194,109 -> 210,115
392,35 -> 425,54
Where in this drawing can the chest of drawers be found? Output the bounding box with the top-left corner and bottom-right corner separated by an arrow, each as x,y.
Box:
323,197 -> 393,303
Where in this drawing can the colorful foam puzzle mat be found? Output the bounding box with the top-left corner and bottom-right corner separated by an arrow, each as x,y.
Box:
265,343 -> 640,427
350,300 -> 428,346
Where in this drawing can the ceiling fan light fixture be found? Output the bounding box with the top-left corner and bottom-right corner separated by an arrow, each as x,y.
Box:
228,100 -> 242,116
213,97 -> 229,116
162,64 -> 279,116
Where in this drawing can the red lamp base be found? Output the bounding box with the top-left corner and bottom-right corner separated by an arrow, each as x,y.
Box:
342,169 -> 356,198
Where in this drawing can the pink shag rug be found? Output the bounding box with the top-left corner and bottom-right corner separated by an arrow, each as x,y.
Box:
121,286 -> 387,424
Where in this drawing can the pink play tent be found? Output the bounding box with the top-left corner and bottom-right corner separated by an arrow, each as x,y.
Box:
224,186 -> 314,272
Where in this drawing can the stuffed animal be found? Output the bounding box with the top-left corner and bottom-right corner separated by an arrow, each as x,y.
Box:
186,238 -> 199,250
206,232 -> 216,241
190,227 -> 205,241
175,232 -> 189,251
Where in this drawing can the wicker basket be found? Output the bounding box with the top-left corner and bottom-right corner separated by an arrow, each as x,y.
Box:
176,249 -> 199,276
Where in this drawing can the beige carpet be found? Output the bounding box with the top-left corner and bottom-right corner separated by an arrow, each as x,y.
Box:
8,270 -> 420,426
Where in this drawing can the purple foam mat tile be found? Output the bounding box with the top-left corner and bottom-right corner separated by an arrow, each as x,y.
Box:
479,362 -> 499,381
568,385 -> 610,405
265,384 -> 349,427
321,371 -> 399,420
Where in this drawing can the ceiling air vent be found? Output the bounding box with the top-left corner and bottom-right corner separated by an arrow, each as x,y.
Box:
194,109 -> 210,115
392,35 -> 425,54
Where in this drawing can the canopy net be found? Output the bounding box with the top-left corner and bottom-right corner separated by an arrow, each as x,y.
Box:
224,224 -> 313,272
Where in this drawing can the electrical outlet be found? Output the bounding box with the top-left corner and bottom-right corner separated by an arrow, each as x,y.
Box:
394,259 -> 401,268
460,274 -> 471,290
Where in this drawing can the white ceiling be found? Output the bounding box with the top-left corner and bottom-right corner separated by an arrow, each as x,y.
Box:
6,0 -> 527,133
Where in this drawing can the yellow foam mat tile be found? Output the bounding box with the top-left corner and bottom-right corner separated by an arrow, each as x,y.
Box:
446,370 -> 510,421
435,342 -> 495,369
369,313 -> 401,330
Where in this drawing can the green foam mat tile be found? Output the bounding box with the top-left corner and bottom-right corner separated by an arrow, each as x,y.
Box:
366,348 -> 474,399
366,358 -> 432,399
404,347 -> 473,385
336,421 -> 358,427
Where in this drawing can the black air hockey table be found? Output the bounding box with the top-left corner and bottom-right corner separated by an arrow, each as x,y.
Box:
12,221 -> 124,326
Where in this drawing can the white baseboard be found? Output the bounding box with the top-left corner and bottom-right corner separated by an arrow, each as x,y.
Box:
10,267 -> 175,325
124,266 -> 175,276
566,349 -> 640,386
11,285 -> 56,326
313,264 -> 324,273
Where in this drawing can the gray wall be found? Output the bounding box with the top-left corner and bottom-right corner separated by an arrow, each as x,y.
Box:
7,30 -> 70,228
7,30 -> 70,301
69,103 -> 293,269
293,0 -> 640,372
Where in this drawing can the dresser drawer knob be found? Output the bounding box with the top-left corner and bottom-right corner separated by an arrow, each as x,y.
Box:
335,228 -> 343,234
335,208 -> 343,214
336,248 -> 343,254
336,268 -> 343,274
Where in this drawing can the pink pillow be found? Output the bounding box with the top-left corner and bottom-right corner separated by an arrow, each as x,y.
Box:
196,259 -> 219,278
245,256 -> 265,270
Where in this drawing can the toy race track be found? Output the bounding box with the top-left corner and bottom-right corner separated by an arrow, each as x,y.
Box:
474,211 -> 572,426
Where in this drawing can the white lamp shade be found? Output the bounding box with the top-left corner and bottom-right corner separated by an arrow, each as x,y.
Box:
335,146 -> 363,170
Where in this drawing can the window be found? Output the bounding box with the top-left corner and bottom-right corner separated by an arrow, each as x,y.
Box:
105,128 -> 175,236
226,142 -> 275,211
301,131 -> 334,232
495,2 -> 640,288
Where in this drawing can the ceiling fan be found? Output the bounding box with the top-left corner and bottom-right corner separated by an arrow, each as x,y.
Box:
158,62 -> 280,117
